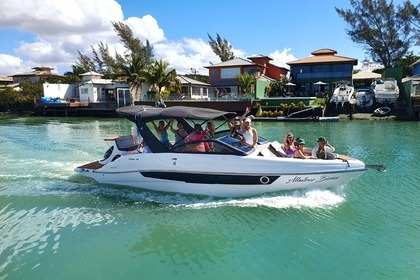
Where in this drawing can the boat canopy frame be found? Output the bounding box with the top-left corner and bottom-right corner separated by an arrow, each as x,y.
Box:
116,106 -> 246,154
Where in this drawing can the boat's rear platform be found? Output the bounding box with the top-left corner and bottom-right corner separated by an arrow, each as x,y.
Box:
77,161 -> 104,170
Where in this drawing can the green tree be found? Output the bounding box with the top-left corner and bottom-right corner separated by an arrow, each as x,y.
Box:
64,65 -> 85,83
395,54 -> 420,77
207,33 -> 235,62
144,59 -> 180,98
268,80 -> 286,97
336,0 -> 420,68
76,21 -> 155,102
236,73 -> 255,95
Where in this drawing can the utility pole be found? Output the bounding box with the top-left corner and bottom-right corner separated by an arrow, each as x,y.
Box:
191,68 -> 198,79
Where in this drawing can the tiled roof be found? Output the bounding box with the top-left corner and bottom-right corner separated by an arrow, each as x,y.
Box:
311,48 -> 337,55
205,57 -> 256,68
80,71 -> 103,76
177,75 -> 209,86
353,71 -> 381,80
287,49 -> 358,65
248,54 -> 273,60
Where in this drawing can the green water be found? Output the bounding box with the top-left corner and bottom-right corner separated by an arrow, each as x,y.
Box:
0,115 -> 419,280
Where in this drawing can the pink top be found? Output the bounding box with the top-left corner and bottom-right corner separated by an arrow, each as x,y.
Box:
185,132 -> 206,152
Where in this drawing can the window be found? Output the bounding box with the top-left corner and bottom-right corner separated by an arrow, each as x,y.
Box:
221,67 -> 240,79
210,69 -> 218,81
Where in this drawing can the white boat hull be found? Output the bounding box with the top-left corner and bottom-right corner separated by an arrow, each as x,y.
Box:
75,152 -> 365,197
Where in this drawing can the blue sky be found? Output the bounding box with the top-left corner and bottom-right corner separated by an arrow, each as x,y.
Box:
0,0 -> 416,77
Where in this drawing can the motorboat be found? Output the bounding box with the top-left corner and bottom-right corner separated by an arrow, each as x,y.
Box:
330,81 -> 354,107
74,106 -> 366,198
355,88 -> 374,108
371,78 -> 399,105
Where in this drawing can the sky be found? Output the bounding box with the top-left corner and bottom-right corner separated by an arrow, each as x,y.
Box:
0,0 -> 417,77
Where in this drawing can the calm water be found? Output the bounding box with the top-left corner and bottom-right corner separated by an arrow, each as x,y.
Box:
0,115 -> 419,280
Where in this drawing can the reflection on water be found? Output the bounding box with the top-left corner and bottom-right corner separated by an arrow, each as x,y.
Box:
0,204 -> 114,275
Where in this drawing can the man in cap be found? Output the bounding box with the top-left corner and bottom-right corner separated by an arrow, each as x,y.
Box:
311,137 -> 336,159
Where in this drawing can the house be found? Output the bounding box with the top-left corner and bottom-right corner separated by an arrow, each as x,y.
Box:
177,75 -> 210,99
205,56 -> 288,99
287,49 -> 358,96
11,67 -> 59,84
42,71 -> 131,108
0,76 -> 13,88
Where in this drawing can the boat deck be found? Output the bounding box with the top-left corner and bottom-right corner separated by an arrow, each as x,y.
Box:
77,161 -> 104,170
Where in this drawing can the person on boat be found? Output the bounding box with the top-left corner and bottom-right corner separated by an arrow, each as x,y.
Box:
228,119 -> 245,142
140,139 -> 152,153
239,107 -> 258,147
170,121 -> 188,144
293,138 -> 311,159
283,130 -> 296,158
311,137 -> 337,159
184,124 -> 209,152
205,121 -> 215,138
152,120 -> 171,148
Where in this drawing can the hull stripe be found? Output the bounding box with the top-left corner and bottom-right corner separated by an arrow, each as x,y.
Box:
141,172 -> 280,185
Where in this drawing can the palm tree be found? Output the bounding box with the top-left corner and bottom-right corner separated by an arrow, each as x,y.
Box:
236,73 -> 255,95
144,59 -> 180,99
63,65 -> 85,83
115,53 -> 148,102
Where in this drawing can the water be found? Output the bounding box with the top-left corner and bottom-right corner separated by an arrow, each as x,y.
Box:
0,115 -> 419,279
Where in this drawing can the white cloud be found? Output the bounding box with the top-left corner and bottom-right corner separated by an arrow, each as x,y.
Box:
154,38 -> 221,75
0,54 -> 24,76
126,15 -> 165,44
0,0 -> 297,78
268,48 -> 297,69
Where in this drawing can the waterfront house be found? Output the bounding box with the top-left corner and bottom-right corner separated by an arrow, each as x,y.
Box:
0,76 -> 13,88
177,75 -> 210,99
205,55 -> 288,99
11,67 -> 59,84
287,49 -> 358,96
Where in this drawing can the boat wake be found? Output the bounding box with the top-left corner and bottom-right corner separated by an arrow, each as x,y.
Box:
176,188 -> 346,210
71,185 -> 347,210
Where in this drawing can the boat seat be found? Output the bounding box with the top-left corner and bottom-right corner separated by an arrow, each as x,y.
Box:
115,136 -> 138,151
268,141 -> 287,157
258,148 -> 277,157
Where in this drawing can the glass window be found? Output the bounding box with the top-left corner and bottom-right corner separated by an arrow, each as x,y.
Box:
243,67 -> 256,75
221,67 -> 240,79
210,69 -> 218,80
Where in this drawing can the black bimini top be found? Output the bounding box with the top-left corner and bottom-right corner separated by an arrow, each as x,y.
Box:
117,105 -> 236,123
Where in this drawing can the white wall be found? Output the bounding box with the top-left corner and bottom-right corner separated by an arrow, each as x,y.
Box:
43,83 -> 75,99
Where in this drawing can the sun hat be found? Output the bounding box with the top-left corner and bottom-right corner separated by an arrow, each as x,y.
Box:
232,120 -> 241,126
244,117 -> 251,123
317,137 -> 326,142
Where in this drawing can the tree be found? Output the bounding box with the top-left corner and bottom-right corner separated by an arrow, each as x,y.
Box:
336,0 -> 420,68
236,73 -> 255,95
64,65 -> 85,83
144,59 -> 180,97
76,21 -> 155,102
395,54 -> 420,77
207,33 -> 235,62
